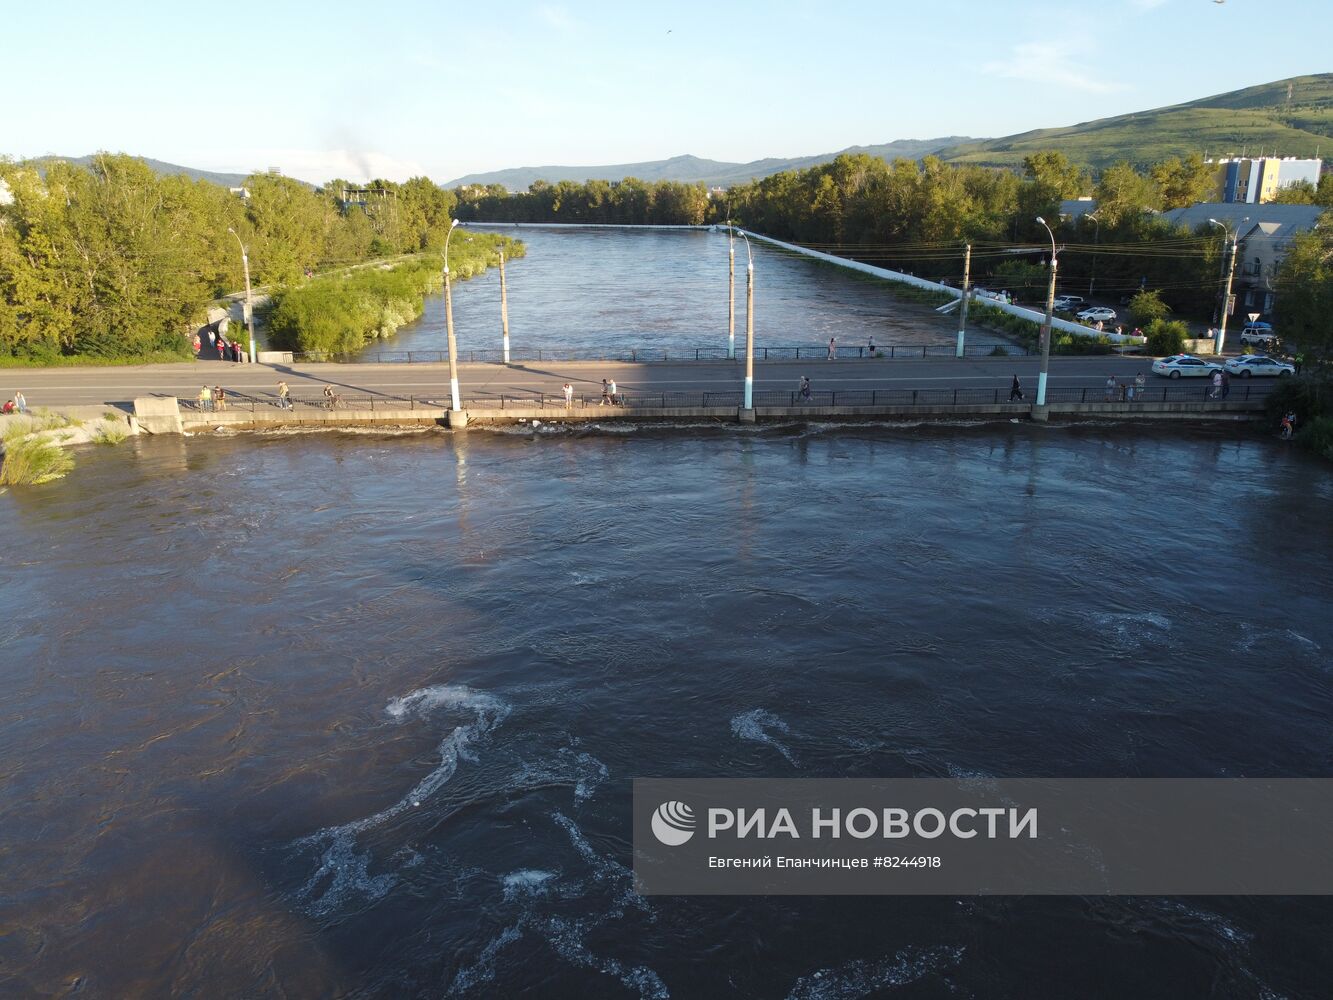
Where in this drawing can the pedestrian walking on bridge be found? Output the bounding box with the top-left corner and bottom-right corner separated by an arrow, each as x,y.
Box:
827,337 -> 837,361
799,376 -> 812,403
13,390 -> 26,414
277,381 -> 291,410
563,383 -> 574,407
1008,375 -> 1024,402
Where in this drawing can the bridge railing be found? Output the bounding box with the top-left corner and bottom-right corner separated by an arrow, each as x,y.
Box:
289,342 -> 1035,365
179,381 -> 1272,414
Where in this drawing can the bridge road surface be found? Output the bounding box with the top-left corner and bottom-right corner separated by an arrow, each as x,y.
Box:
9,356 -> 1181,409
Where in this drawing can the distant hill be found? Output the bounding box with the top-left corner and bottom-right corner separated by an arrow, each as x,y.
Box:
23,155 -> 264,188
445,75 -> 1332,190
935,74 -> 1333,169
444,139 -> 978,190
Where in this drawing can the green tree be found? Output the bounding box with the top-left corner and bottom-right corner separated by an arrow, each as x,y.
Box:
1272,180 -> 1317,205
1094,162 -> 1160,226
1274,215 -> 1333,361
1129,289 -> 1171,328
1150,154 -> 1215,209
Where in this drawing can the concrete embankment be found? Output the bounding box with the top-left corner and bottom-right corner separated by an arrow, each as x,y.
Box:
136,397 -> 1266,435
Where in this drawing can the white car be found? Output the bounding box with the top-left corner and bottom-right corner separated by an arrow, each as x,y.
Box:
1076,306 -> 1117,323
1151,355 -> 1224,379
1224,355 -> 1294,378
1239,327 -> 1278,349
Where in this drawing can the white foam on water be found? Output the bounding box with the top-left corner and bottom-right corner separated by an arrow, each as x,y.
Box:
540,915 -> 670,1000
1235,623 -> 1322,658
784,945 -> 966,1000
731,708 -> 798,765
446,923 -> 524,996
553,811 -> 650,916
509,748 -> 610,804
292,684 -> 511,917
502,869 -> 556,901
1086,611 -> 1172,652
1115,900 -> 1286,999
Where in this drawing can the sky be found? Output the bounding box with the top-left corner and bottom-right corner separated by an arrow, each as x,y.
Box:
3,0 -> 1328,185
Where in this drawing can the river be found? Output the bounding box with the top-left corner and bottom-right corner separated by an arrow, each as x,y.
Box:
1,423 -> 1330,998
361,226 -> 968,360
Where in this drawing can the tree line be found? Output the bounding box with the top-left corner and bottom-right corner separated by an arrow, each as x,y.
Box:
455,151 -> 1332,347
0,153 -> 462,362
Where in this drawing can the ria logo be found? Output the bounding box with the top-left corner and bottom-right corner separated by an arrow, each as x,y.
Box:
651,800 -> 696,846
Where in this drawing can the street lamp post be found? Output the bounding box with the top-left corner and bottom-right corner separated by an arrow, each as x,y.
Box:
1035,216 -> 1059,407
727,219 -> 736,360
444,219 -> 462,412
498,248 -> 511,364
1208,218 -> 1243,355
1086,212 -> 1100,298
739,230 -> 754,411
226,228 -> 256,363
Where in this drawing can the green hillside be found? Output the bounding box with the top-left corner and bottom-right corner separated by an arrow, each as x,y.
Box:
938,73 -> 1333,170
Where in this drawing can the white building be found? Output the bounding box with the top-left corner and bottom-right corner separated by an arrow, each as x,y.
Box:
1209,157 -> 1322,204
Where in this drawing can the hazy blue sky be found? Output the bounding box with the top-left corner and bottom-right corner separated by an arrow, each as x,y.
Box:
4,0 -> 1327,184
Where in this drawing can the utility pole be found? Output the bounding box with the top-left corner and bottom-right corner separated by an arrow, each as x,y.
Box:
728,222 -> 736,360
444,219 -> 462,412
956,243 -> 972,358
1087,212 -> 1100,298
226,228 -> 257,363
499,249 -> 511,364
1035,217 -> 1058,407
1209,216 -> 1245,355
739,230 -> 755,412
1218,235 -> 1238,355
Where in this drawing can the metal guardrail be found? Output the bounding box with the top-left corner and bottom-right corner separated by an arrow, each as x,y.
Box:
180,380 -> 1273,415
290,343 -> 1034,365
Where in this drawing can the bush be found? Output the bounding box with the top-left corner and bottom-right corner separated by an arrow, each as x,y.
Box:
1144,318 -> 1188,356
1301,416 -> 1333,461
92,419 -> 129,445
0,436 -> 74,486
1129,290 -> 1171,329
1263,373 -> 1331,424
266,234 -> 522,355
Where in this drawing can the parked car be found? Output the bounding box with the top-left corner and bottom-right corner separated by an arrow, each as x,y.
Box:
1053,295 -> 1085,311
1151,355 -> 1224,379
1076,306 -> 1117,323
1224,355 -> 1294,378
1239,323 -> 1278,349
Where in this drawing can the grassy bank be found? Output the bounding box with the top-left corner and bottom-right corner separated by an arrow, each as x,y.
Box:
968,302 -> 1123,355
0,350 -> 195,368
0,435 -> 74,486
0,409 -> 133,486
266,234 -> 523,356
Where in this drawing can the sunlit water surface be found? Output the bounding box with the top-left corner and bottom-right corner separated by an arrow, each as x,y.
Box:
365,227 -> 966,360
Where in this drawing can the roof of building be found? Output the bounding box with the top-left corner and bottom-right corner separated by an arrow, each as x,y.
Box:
1061,199 -> 1323,238
1157,202 -> 1323,236
1059,199 -> 1098,220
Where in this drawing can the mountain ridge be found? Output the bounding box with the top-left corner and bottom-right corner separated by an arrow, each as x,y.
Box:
14,74 -> 1331,193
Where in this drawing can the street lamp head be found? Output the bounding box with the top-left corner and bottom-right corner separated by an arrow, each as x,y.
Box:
1035,216 -> 1046,225
450,219 -> 460,229
1208,218 -> 1220,226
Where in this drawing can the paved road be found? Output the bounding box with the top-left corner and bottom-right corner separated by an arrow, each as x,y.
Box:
4,356 -> 1221,408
